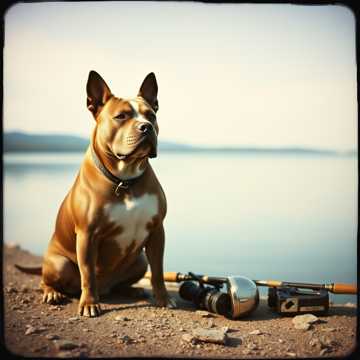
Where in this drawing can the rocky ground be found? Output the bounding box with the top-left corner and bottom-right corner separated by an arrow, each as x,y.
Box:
3,244 -> 358,358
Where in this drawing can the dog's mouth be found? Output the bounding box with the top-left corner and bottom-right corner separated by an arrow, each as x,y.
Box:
115,135 -> 157,160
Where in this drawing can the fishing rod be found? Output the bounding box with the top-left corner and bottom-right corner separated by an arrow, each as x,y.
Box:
144,272 -> 357,318
253,279 -> 357,294
145,272 -> 357,294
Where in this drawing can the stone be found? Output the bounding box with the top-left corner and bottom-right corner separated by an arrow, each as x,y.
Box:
192,327 -> 228,345
25,326 -> 36,335
55,340 -> 79,351
321,327 -> 336,332
205,319 -> 215,328
242,349 -> 252,355
286,352 -> 296,357
68,317 -> 80,322
221,326 -> 230,334
57,351 -> 73,358
292,314 -> 320,330
309,338 -> 321,347
182,333 -> 196,344
294,322 -> 312,331
25,326 -> 46,335
249,329 -> 262,335
293,314 -> 320,324
6,287 -> 17,294
320,337 -> 339,349
45,334 -> 60,340
119,335 -> 133,344
195,310 -> 213,318
320,348 -> 332,355
115,315 -> 131,321
247,342 -> 259,350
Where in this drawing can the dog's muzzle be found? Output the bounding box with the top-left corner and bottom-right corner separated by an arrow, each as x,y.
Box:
137,122 -> 157,158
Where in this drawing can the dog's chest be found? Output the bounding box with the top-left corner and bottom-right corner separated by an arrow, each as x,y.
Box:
103,193 -> 158,251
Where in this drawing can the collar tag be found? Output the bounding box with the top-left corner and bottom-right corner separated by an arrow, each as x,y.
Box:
115,181 -> 129,196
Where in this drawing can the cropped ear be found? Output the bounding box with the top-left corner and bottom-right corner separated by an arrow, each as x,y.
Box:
86,70 -> 112,118
138,72 -> 159,112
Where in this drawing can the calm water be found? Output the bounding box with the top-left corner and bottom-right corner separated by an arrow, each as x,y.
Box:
3,152 -> 358,304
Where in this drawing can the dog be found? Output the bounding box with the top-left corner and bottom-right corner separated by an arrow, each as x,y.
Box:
15,70 -> 175,316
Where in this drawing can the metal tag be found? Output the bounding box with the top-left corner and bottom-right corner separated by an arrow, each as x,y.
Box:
115,181 -> 129,196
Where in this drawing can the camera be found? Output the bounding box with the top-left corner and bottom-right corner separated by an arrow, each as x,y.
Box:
179,281 -> 232,317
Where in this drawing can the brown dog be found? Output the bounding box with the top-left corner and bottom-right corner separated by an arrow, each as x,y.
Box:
16,71 -> 175,316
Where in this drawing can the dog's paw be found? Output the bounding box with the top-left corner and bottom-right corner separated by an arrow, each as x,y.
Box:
42,287 -> 67,304
78,290 -> 101,317
78,302 -> 102,317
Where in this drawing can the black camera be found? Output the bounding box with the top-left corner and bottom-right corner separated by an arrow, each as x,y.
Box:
179,281 -> 232,317
268,286 -> 329,315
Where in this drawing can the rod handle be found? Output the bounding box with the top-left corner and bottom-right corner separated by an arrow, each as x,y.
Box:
331,283 -> 357,294
144,271 -> 180,282
255,280 -> 282,287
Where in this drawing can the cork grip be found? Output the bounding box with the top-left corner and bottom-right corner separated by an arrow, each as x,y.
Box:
332,283 -> 357,294
144,271 -> 179,282
163,272 -> 180,282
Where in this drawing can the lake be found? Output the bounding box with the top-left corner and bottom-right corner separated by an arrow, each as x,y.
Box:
3,151 -> 358,304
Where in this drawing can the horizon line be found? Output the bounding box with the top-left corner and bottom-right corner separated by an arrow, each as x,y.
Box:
4,129 -> 357,154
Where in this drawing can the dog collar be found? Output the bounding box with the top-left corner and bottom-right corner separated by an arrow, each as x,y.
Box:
90,144 -> 143,196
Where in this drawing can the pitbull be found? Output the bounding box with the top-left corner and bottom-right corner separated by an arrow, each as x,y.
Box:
16,71 -> 175,316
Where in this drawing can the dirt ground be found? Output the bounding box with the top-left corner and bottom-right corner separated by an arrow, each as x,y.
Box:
2,243 -> 358,358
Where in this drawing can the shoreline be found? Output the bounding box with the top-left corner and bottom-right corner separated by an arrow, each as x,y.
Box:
3,243 -> 357,358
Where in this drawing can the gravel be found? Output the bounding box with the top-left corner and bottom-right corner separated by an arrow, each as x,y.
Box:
4,244 -> 357,358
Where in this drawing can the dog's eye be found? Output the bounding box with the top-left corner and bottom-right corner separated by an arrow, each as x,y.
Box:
115,112 -> 128,121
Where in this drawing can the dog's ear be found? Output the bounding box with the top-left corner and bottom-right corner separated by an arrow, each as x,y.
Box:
86,70 -> 112,118
138,72 -> 159,112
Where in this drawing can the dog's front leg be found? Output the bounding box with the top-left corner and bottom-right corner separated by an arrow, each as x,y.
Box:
76,231 -> 101,317
145,225 -> 176,308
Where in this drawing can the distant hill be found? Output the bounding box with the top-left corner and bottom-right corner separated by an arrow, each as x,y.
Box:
3,131 -> 194,153
2,131 -> 356,156
3,132 -> 89,152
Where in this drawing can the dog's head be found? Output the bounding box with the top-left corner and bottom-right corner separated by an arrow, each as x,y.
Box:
86,71 -> 159,159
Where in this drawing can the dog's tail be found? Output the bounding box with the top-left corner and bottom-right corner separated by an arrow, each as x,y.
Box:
14,263 -> 42,275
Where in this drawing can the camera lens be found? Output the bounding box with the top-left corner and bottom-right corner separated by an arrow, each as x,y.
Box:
179,281 -> 207,307
204,288 -> 231,316
179,281 -> 232,317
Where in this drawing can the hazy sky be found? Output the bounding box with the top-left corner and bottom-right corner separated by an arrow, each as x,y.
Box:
4,2 -> 357,150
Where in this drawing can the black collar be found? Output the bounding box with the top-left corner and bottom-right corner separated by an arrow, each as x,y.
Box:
90,144 -> 143,196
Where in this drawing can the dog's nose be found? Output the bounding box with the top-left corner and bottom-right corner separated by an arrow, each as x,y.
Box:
137,122 -> 152,134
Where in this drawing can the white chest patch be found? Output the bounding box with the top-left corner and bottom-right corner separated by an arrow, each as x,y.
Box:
104,193 -> 159,251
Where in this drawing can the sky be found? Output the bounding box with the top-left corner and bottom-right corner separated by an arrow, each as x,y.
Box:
4,2 -> 357,150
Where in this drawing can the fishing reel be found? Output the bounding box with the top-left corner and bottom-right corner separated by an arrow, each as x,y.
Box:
178,273 -> 259,319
